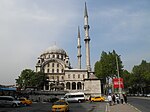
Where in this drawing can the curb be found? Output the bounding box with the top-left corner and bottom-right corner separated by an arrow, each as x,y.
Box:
127,103 -> 142,112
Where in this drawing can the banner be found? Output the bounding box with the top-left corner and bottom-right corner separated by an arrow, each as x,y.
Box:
113,78 -> 124,88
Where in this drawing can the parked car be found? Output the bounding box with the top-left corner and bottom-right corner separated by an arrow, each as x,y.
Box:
91,96 -> 105,102
0,96 -> 21,107
52,100 -> 69,112
146,94 -> 150,97
62,92 -> 85,103
19,98 -> 32,106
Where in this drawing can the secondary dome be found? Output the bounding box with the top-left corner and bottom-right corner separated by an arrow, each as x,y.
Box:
44,45 -> 66,54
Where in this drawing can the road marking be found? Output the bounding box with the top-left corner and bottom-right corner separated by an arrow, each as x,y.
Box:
105,103 -> 110,112
127,103 -> 142,112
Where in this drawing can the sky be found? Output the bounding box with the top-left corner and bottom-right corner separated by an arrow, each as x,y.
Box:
0,0 -> 150,85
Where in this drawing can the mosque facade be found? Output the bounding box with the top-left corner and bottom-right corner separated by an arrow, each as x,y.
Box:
35,3 -> 101,96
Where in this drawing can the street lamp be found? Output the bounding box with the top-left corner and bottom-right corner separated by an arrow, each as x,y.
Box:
116,55 -> 121,94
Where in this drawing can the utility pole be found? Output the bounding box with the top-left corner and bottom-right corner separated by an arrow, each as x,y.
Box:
116,55 -> 121,94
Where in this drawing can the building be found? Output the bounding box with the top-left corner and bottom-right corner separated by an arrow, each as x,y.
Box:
35,3 -> 101,96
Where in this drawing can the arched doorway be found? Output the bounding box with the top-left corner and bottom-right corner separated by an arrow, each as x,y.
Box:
72,82 -> 76,90
66,82 -> 70,90
77,82 -> 82,90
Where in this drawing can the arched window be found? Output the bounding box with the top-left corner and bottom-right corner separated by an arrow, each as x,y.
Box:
83,74 -> 85,79
57,69 -> 59,73
78,74 -> 80,78
57,55 -> 59,59
73,74 -> 75,79
68,74 -> 70,78
61,55 -> 63,60
57,63 -> 59,67
66,82 -> 70,89
77,82 -> 82,90
60,83 -> 64,90
52,69 -> 54,73
52,63 -> 54,67
72,82 -> 76,90
47,69 -> 49,73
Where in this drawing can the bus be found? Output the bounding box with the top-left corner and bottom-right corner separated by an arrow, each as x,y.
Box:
62,92 -> 85,103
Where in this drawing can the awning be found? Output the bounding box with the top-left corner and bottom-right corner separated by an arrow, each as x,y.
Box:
0,87 -> 16,91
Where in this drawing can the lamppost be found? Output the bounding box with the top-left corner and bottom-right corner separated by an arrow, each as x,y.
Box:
116,55 -> 121,94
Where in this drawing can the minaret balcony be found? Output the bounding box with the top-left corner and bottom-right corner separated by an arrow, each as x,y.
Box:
84,38 -> 90,41
84,25 -> 90,29
77,45 -> 81,48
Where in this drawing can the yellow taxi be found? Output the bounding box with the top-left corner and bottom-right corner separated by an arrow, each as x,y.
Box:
19,98 -> 32,106
52,100 -> 69,112
91,96 -> 105,102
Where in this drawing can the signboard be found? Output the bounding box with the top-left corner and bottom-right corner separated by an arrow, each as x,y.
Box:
113,78 -> 124,88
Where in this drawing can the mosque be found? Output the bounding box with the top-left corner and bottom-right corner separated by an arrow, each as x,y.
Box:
35,3 -> 101,96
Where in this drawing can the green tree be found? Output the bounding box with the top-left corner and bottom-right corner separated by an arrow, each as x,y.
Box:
94,50 -> 123,94
16,69 -> 46,90
30,72 -> 47,90
16,69 -> 34,89
131,60 -> 150,94
94,50 -> 123,82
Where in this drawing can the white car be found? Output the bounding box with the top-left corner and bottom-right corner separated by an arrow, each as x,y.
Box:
0,96 -> 21,107
147,94 -> 150,97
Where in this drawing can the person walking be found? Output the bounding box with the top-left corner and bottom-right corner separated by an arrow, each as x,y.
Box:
112,94 -> 116,105
108,93 -> 112,106
115,94 -> 120,104
123,94 -> 127,103
120,94 -> 124,104
89,95 -> 91,103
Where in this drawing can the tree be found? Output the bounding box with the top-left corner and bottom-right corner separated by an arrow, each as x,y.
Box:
16,69 -> 46,90
94,50 -> 123,94
94,50 -> 123,82
131,60 -> 150,94
30,72 -> 47,90
16,69 -> 34,89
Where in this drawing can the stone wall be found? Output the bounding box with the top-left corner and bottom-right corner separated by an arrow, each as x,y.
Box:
84,79 -> 101,97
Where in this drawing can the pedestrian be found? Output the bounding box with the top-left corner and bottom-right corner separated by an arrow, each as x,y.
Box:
120,94 -> 124,104
115,94 -> 120,104
123,94 -> 127,103
89,95 -> 91,102
112,94 -> 116,105
107,93 -> 112,106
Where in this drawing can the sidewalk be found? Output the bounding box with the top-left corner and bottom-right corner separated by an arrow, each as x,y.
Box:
106,103 -> 141,112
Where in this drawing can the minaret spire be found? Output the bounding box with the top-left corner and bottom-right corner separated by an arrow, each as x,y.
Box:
84,2 -> 91,72
77,26 -> 82,69
84,2 -> 88,17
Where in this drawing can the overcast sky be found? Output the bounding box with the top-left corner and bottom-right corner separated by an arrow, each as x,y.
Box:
0,0 -> 150,85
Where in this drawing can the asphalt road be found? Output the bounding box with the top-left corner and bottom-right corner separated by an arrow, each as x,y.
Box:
0,101 -> 107,112
128,97 -> 150,112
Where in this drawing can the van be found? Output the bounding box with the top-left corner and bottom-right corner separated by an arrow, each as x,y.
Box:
0,96 -> 21,107
63,92 -> 85,102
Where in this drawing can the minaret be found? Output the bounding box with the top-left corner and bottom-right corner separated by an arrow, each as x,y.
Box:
84,2 -> 91,71
77,26 -> 82,69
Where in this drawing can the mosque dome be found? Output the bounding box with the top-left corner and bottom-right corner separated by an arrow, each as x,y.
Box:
43,45 -> 66,55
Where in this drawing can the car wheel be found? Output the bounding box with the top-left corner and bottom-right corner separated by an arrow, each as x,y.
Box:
78,100 -> 81,103
12,103 -> 17,108
24,103 -> 27,106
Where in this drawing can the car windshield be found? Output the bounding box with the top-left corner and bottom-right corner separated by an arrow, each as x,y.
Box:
54,101 -> 66,105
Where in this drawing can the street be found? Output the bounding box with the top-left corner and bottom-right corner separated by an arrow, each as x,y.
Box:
128,96 -> 150,112
0,101 -> 107,112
